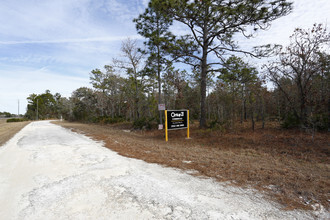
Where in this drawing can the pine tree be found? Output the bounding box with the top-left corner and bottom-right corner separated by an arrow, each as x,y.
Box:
134,2 -> 174,125
148,0 -> 292,128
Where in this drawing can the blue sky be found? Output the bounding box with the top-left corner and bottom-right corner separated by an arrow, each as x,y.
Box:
0,0 -> 329,114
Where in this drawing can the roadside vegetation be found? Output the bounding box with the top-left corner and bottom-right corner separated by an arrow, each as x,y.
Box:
26,23 -> 329,133
6,118 -> 28,123
22,1 -> 329,133
0,111 -> 21,118
0,119 -> 29,146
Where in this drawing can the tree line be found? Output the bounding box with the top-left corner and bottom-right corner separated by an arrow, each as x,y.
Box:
0,111 -> 18,118
25,1 -> 329,131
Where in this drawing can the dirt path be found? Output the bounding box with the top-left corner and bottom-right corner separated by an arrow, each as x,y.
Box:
0,121 -> 323,219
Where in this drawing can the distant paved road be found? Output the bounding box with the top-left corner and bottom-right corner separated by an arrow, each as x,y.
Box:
0,121 -> 319,219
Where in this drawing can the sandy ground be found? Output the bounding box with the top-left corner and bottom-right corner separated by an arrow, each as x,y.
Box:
0,121 -> 326,219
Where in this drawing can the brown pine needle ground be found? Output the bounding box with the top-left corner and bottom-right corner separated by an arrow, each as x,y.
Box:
53,120 -> 329,211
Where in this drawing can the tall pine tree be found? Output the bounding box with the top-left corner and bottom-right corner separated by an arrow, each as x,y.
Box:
134,1 -> 174,125
148,0 -> 292,128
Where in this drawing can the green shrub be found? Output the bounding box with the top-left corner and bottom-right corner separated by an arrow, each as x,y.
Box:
207,119 -> 227,132
6,118 -> 26,123
105,116 -> 124,124
133,117 -> 157,130
281,112 -> 328,130
281,113 -> 300,129
309,113 -> 329,131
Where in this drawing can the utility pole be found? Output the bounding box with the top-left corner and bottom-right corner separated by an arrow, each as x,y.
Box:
18,99 -> 19,117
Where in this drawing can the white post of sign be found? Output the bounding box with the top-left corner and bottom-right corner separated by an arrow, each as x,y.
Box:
159,104 -> 166,130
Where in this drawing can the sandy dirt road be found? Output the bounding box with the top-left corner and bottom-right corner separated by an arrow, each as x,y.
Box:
0,121 -> 324,219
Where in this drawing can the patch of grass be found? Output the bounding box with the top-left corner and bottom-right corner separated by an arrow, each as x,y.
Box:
0,119 -> 30,146
53,120 -> 329,211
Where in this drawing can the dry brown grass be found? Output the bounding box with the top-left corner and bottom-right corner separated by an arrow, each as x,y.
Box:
0,119 -> 30,146
53,120 -> 330,211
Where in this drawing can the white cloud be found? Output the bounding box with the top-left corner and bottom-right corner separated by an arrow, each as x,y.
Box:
104,0 -> 146,23
0,0 -> 138,42
0,35 -> 141,45
0,0 -> 150,114
237,0 -> 330,50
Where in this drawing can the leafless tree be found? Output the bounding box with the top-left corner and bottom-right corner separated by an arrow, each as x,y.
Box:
265,24 -> 330,128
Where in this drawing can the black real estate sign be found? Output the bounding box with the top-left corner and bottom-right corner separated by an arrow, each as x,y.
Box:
166,110 -> 188,130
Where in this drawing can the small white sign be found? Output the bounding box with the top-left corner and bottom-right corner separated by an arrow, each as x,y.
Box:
158,104 -> 165,111
158,124 -> 163,130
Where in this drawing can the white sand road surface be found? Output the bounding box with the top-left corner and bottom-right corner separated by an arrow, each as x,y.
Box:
0,121 -> 327,219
